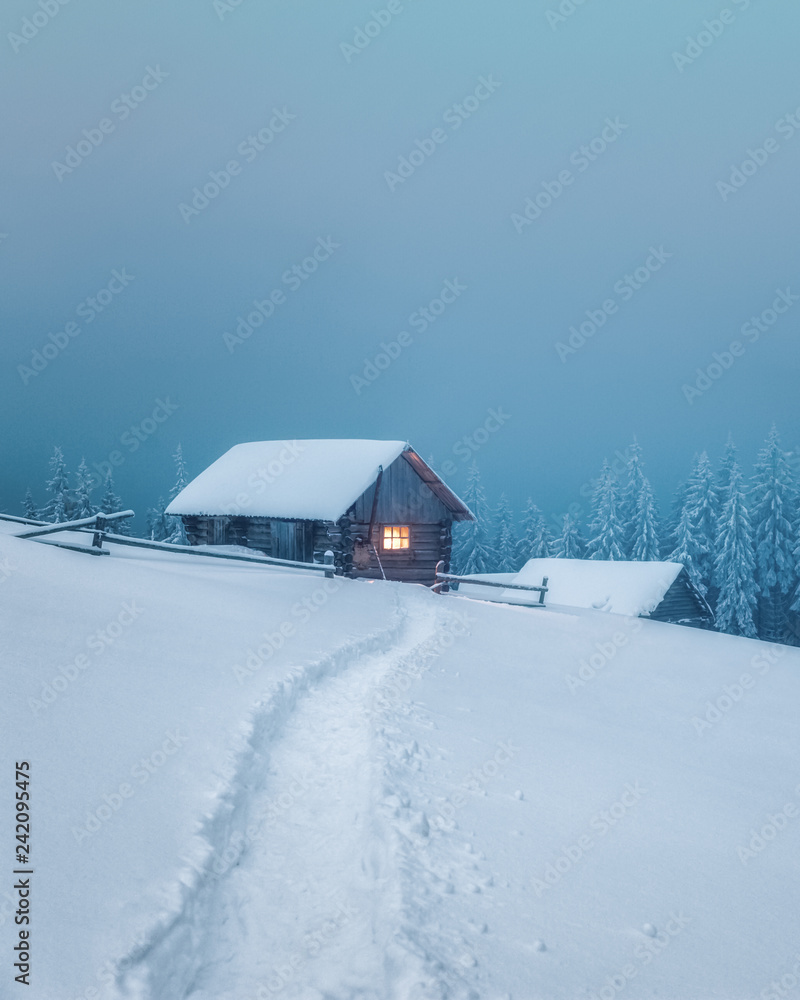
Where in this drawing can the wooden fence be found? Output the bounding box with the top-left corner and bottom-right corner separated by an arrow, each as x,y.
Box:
1,511 -> 336,577
433,561 -> 548,606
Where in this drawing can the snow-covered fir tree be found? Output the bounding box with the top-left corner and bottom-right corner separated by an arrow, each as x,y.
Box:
164,444 -> 189,544
673,452 -> 719,595
99,473 -> 131,535
41,447 -> 72,523
714,460 -> 758,638
517,499 -> 553,564
146,498 -> 171,542
667,504 -> 707,594
585,461 -> 626,561
22,488 -> 39,521
451,463 -> 493,575
629,475 -> 660,560
619,439 -> 644,555
491,493 -> 518,573
716,435 -> 738,504
750,426 -> 797,641
73,459 -> 96,519
553,513 -> 585,558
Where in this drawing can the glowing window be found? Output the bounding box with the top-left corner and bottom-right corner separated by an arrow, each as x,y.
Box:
383,525 -> 410,550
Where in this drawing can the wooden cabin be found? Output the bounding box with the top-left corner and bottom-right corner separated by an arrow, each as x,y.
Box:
509,558 -> 715,628
165,439 -> 474,584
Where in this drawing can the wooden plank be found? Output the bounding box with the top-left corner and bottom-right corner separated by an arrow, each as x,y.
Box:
34,539 -> 109,556
92,533 -> 333,572
16,510 -> 134,539
437,572 -> 548,595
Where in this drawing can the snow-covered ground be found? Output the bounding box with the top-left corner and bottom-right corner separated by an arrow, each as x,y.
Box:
2,528 -> 800,999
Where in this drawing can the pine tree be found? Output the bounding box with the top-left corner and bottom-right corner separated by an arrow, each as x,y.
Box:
146,498 -> 171,542
99,473 -> 131,536
714,461 -> 758,638
750,426 -> 797,641
667,504 -> 707,594
165,445 -> 189,544
41,447 -> 72,523
553,513 -> 585,559
663,479 -> 688,557
585,461 -> 625,561
669,453 -> 718,595
451,463 -> 493,575
629,475 -> 660,560
716,435 -> 738,504
73,459 -> 96,519
22,489 -> 39,521
492,493 -> 518,573
517,499 -> 553,564
620,439 -> 645,556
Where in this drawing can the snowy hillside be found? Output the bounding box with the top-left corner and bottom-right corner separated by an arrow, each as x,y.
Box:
2,531 -> 800,999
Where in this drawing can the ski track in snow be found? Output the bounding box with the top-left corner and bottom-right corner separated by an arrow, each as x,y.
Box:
114,587 -> 478,1000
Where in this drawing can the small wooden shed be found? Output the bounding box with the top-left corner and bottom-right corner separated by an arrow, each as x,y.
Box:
509,558 -> 715,628
165,439 -> 474,584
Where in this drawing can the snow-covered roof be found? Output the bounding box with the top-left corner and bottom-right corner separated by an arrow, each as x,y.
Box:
165,440 -> 471,522
509,558 -> 685,617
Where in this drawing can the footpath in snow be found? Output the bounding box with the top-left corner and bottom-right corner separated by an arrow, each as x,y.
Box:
2,530 -> 800,998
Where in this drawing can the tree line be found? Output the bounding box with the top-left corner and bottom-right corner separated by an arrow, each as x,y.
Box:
18,429 -> 799,644
450,427 -> 799,644
19,444 -> 189,544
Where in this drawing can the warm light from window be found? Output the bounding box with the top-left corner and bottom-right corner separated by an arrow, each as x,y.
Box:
383,525 -> 409,549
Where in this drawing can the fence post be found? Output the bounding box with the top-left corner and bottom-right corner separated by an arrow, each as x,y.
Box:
539,576 -> 548,605
324,549 -> 335,579
92,515 -> 107,551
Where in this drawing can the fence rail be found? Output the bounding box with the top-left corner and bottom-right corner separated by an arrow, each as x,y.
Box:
6,510 -> 336,575
433,562 -> 548,605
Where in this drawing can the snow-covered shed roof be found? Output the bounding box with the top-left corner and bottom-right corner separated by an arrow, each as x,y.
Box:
509,558 -> 686,617
166,440 -> 472,522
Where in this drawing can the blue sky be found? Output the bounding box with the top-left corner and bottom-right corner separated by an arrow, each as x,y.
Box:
2,0 -> 799,527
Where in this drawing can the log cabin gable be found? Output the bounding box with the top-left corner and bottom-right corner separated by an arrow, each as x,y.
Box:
351,453 -> 450,524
